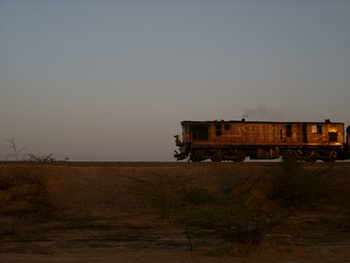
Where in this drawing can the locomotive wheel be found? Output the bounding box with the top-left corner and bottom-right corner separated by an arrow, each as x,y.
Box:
234,151 -> 246,162
190,155 -> 201,162
330,151 -> 337,162
283,151 -> 298,161
209,150 -> 222,162
211,156 -> 222,162
307,153 -> 318,162
324,151 -> 337,162
190,151 -> 204,162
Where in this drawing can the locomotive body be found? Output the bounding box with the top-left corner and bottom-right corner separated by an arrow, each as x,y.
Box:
174,119 -> 350,162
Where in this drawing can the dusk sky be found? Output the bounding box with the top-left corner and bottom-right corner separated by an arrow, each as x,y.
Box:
1,0 -> 349,161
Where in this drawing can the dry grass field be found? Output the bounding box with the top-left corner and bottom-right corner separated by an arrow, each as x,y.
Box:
0,161 -> 349,262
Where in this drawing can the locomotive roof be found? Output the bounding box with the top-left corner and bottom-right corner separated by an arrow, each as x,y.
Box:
181,120 -> 344,125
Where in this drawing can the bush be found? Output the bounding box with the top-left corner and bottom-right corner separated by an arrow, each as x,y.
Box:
175,176 -> 288,249
0,169 -> 50,217
126,172 -> 190,220
266,158 -> 338,210
26,154 -> 69,162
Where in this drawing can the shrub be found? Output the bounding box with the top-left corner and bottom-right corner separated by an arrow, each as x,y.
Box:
126,172 -> 190,220
175,176 -> 288,249
0,169 -> 50,217
266,158 -> 338,210
26,154 -> 69,162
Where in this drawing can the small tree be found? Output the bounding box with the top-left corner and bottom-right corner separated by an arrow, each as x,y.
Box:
4,138 -> 28,161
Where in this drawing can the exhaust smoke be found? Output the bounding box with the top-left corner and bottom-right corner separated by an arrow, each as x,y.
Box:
242,105 -> 286,121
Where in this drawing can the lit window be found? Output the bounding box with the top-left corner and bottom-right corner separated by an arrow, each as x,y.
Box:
312,125 -> 322,134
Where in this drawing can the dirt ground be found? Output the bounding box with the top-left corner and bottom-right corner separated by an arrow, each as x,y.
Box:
0,162 -> 349,263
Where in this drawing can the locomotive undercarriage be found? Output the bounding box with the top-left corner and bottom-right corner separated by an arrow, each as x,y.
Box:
280,147 -> 339,162
190,148 -> 247,162
175,145 -> 342,162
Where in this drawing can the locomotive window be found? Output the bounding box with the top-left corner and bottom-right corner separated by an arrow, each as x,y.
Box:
216,124 -> 222,137
329,132 -> 338,142
224,124 -> 230,130
190,125 -> 209,140
286,125 -> 292,137
312,125 -> 323,134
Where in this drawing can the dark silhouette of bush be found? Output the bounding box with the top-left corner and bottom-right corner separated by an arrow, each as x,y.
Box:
125,172 -> 190,220
265,158 -> 338,210
175,175 -> 288,249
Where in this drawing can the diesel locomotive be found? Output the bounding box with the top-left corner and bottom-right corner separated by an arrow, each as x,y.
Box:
174,119 -> 350,162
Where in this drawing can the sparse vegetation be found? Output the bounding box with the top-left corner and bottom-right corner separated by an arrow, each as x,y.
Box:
3,138 -> 69,162
126,172 -> 190,220
264,158 -> 339,211
124,162 -> 349,252
0,162 -> 349,262
174,175 -> 288,250
4,138 -> 28,161
26,153 -> 69,162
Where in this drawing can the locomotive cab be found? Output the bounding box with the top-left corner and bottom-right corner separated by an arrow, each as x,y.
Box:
190,124 -> 209,141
